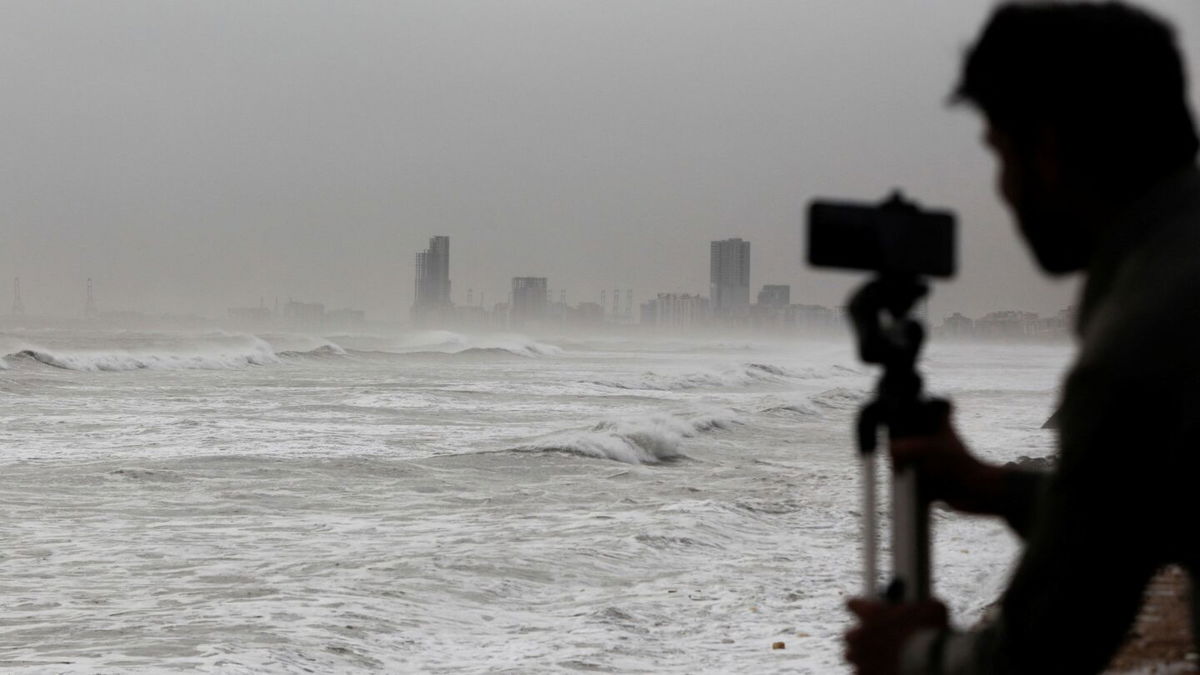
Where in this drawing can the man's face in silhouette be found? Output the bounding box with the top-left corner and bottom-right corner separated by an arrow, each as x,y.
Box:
985,125 -> 1091,275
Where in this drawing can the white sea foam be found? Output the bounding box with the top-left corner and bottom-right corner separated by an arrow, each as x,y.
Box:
0,332 -> 1072,673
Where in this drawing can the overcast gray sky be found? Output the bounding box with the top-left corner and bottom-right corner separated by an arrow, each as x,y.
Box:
3,1 -> 1199,322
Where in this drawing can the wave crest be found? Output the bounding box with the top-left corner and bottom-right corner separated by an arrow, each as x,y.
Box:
515,411 -> 737,464
349,332 -> 562,359
5,338 -> 281,372
810,387 -> 868,410
278,343 -> 347,358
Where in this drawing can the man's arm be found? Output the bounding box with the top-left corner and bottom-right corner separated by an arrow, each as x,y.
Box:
889,412 -> 1048,537
905,356 -> 1175,674
914,477 -> 1158,674
994,468 -> 1046,537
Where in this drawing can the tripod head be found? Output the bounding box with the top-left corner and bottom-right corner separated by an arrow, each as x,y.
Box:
850,277 -> 938,445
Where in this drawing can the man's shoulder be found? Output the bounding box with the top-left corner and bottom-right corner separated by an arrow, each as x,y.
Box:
1090,184 -> 1200,334
1076,178 -> 1200,384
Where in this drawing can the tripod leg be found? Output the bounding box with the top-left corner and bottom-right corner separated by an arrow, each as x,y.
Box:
862,452 -> 879,596
891,465 -> 930,602
857,402 -> 882,597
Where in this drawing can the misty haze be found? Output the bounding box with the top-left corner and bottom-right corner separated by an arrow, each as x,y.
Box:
2,1 -> 1198,673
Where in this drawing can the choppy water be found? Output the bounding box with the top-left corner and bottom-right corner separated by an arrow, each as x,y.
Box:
0,328 -> 1069,673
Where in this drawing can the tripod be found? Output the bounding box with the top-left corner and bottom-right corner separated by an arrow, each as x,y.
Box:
849,276 -> 945,603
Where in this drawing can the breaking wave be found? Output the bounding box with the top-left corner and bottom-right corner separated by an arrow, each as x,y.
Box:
278,343 -> 347,358
404,344 -> 560,358
761,402 -> 820,416
0,330 -> 558,371
8,343 -> 279,372
514,410 -> 738,464
351,331 -> 562,358
809,387 -> 869,410
1,334 -> 353,372
591,362 -> 814,391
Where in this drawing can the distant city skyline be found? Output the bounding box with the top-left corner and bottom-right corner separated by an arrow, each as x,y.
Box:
6,226 -> 1080,334
4,2 -> 1197,321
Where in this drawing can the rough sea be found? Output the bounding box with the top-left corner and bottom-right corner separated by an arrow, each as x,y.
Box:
0,327 -> 1069,673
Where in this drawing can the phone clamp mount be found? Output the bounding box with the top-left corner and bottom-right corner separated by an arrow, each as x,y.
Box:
849,275 -> 945,604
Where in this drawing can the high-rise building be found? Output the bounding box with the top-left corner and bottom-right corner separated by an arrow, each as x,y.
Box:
510,277 -> 548,325
642,293 -> 710,329
757,284 -> 790,308
84,278 -> 97,320
413,236 -> 452,322
710,238 -> 750,316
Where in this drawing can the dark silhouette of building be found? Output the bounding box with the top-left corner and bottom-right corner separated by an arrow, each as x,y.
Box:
942,312 -> 975,338
975,310 -> 1040,339
757,284 -> 790,308
510,277 -> 548,326
84,278 -> 97,320
642,293 -> 710,329
413,235 -> 452,322
710,238 -> 750,317
784,304 -> 843,331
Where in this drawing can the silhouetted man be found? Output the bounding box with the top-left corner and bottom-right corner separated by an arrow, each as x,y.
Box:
845,3 -> 1200,674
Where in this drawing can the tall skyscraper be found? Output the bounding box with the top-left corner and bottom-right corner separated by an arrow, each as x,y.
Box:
412,236 -> 452,322
510,277 -> 548,326
84,277 -> 97,320
710,238 -> 750,316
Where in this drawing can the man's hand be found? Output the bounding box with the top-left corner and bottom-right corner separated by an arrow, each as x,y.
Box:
890,403 -> 1009,516
845,598 -> 947,675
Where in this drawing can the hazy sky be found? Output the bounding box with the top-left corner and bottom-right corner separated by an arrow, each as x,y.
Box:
3,1 -> 1199,321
